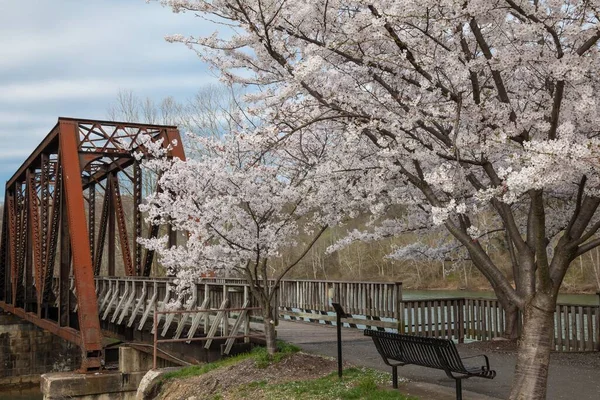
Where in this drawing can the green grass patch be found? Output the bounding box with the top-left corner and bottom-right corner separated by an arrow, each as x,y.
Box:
161,340 -> 300,381
234,367 -> 416,400
253,341 -> 300,368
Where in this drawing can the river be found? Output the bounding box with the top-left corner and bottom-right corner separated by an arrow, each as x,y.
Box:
404,289 -> 599,305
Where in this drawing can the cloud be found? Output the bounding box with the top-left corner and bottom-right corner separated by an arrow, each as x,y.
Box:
0,74 -> 220,103
0,0 -> 228,195
0,149 -> 36,159
0,1 -> 216,74
0,111 -> 54,126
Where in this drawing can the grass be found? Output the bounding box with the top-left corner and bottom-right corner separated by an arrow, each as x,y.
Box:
234,367 -> 417,400
160,340 -> 300,381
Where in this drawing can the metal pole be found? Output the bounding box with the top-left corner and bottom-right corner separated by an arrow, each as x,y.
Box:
153,302 -> 157,369
455,379 -> 462,400
332,302 -> 346,379
597,292 -> 600,351
337,309 -> 342,378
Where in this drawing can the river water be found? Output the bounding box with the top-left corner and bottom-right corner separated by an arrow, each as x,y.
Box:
404,289 -> 599,305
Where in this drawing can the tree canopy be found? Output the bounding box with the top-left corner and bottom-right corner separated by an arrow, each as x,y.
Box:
153,1 -> 600,398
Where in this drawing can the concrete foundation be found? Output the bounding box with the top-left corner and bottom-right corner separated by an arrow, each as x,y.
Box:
0,311 -> 81,388
41,370 -> 146,400
41,346 -> 176,399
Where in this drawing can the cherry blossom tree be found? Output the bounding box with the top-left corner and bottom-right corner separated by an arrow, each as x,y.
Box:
137,132 -> 329,354
157,1 -> 600,398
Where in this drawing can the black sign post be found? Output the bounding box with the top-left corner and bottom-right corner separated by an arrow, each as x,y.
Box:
332,302 -> 348,379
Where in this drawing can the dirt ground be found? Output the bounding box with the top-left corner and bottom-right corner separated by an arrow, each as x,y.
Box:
158,352 -> 339,400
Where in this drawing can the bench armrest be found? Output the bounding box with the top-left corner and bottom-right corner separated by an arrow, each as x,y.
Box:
461,354 -> 490,370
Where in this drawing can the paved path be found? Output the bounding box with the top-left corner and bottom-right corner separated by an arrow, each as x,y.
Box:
276,320 -> 600,400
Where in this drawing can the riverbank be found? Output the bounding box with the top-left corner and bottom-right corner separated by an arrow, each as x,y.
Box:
403,289 -> 600,305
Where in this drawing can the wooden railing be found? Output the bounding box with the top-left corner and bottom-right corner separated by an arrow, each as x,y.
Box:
279,279 -> 402,318
400,298 -> 599,351
89,277 -> 264,349
60,276 -> 599,352
152,305 -> 264,367
554,303 -> 600,352
400,298 -> 466,342
463,298 -> 506,341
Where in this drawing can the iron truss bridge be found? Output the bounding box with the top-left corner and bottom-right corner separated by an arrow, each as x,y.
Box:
0,118 -> 184,371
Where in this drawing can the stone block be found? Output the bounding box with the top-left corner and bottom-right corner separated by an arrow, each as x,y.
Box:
41,371 -> 146,398
0,325 -> 20,333
15,359 -> 31,369
0,316 -> 80,383
118,346 -> 155,373
9,337 -> 21,347
39,335 -> 53,344
13,342 -> 31,353
19,374 -> 41,385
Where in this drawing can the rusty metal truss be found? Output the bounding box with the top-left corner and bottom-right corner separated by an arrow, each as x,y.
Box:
0,117 -> 184,371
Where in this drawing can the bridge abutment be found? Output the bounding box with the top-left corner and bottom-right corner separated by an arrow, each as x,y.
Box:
0,311 -> 81,388
41,346 -> 176,399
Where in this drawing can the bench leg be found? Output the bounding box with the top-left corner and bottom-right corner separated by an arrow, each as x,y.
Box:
454,378 -> 462,400
392,366 -> 398,389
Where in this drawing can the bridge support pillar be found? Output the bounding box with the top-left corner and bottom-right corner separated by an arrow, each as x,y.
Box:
41,370 -> 146,400
41,346 -> 177,399
119,346 -> 158,373
0,311 -> 80,389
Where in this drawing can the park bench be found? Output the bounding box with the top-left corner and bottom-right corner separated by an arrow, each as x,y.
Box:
364,329 -> 496,400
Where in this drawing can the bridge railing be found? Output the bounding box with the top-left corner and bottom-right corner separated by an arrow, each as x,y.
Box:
400,297 -> 600,351
152,306 -> 264,367
90,277 -> 265,353
553,303 -> 600,352
62,276 -> 599,352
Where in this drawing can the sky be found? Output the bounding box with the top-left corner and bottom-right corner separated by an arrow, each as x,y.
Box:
0,0 -> 221,195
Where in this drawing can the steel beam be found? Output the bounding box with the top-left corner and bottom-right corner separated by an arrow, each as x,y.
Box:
58,120 -> 103,368
133,162 -> 142,276
15,185 -> 26,308
8,192 -> 17,305
43,163 -> 61,304
94,185 -> 109,276
107,175 -> 115,276
110,174 -> 133,276
27,170 -> 42,307
58,183 -> 71,327
88,183 -> 95,264
0,190 -> 8,301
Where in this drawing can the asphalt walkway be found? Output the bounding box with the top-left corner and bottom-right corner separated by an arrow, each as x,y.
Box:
276,320 -> 600,400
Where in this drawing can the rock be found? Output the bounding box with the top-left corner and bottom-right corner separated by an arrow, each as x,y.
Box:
136,367 -> 182,400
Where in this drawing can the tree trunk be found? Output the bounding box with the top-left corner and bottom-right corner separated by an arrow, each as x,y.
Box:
502,301 -> 520,340
509,294 -> 555,400
262,301 -> 278,355
493,291 -> 520,339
